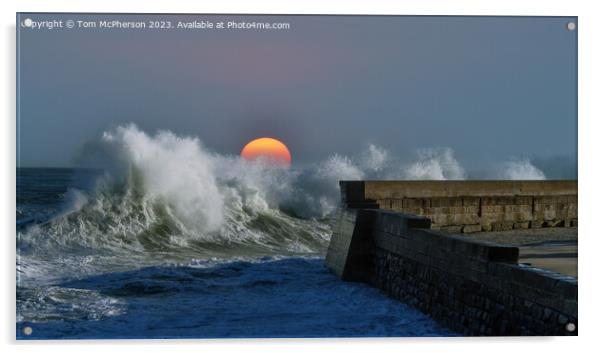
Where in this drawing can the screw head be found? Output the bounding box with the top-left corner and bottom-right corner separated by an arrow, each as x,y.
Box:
565,322 -> 576,332
567,22 -> 576,31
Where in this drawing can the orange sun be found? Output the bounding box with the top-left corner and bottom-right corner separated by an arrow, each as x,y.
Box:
240,137 -> 292,167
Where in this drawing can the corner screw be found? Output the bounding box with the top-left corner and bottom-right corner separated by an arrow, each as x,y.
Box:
567,22 -> 576,31
23,326 -> 33,335
565,322 -> 576,332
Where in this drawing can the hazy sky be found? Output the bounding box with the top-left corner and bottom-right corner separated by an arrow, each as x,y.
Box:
17,14 -> 577,174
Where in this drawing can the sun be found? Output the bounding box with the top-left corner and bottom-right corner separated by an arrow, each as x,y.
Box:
240,137 -> 292,167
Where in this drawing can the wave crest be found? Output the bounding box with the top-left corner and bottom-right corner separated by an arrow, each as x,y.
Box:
18,124 -> 549,270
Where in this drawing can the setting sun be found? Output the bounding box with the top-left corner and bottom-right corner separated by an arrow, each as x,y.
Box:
240,137 -> 292,167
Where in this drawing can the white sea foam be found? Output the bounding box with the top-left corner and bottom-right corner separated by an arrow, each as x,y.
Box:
404,147 -> 466,180
360,144 -> 389,173
102,125 -> 225,233
17,124 -> 562,338
498,158 -> 546,180
18,125 -> 550,283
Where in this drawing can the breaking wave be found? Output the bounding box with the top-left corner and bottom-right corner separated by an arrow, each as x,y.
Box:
15,125 -> 553,334
498,158 -> 546,180
17,125 -> 548,283
404,147 -> 466,180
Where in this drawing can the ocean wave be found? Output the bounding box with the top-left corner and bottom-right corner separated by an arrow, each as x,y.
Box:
17,124 -> 547,280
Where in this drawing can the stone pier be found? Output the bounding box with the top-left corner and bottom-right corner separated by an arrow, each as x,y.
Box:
340,180 -> 577,233
326,180 -> 577,336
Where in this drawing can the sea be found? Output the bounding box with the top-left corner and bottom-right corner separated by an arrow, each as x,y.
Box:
16,125 -> 463,339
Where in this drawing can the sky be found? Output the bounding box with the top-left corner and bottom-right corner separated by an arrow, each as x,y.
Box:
17,14 -> 577,176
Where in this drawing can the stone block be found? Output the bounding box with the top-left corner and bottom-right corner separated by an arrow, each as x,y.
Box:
462,224 -> 482,233
491,221 -> 514,231
403,206 -> 426,216
440,225 -> 463,233
543,220 -> 562,228
504,204 -> 530,213
431,197 -> 463,207
482,205 -> 505,213
482,196 -> 532,206
535,196 -> 561,205
463,197 -> 481,206
403,198 -> 428,208
513,222 -> 530,230
389,199 -> 403,210
567,204 -> 578,218
445,206 -> 479,214
452,213 -> 480,225
481,213 -> 504,224
377,199 -> 392,209
503,212 -> 531,222
430,213 -> 450,226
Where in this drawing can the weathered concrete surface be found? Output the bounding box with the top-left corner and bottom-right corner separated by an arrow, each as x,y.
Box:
340,180 -> 578,233
326,209 -> 578,336
361,180 -> 577,198
454,227 -> 577,245
325,209 -> 376,282
519,241 -> 577,278
453,228 -> 578,278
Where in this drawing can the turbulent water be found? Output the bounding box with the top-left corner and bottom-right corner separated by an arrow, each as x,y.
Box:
16,125 -> 546,339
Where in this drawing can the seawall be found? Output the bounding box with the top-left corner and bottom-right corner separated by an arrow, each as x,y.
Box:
326,180 -> 578,336
341,180 -> 577,233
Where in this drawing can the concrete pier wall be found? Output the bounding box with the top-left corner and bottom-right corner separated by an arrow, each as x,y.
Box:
340,180 -> 577,233
326,180 -> 578,336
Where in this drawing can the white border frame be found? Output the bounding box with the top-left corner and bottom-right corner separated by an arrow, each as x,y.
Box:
3,1 -> 600,352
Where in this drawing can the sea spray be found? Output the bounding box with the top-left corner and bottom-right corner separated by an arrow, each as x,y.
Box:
17,126 -> 476,260
498,158 -> 546,180
360,144 -> 389,173
18,124 -> 548,283
102,125 -> 225,233
16,125 -> 546,335
404,147 -> 466,180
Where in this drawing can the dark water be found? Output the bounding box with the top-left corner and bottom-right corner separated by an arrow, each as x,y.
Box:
16,167 -> 453,339
17,168 -> 98,228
